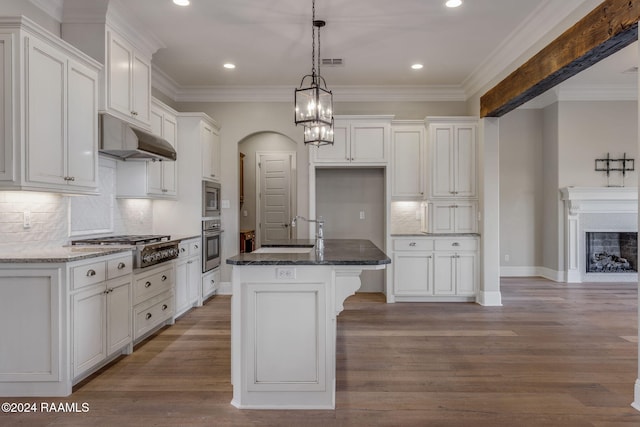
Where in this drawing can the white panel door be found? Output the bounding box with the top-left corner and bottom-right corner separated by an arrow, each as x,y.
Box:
73,286 -> 107,377
455,253 -> 477,296
351,124 -> 386,163
26,36 -> 66,185
107,31 -> 132,117
453,201 -> 477,233
312,120 -> 349,162
433,253 -> 456,295
161,115 -> 178,195
430,125 -> 454,197
67,58 -> 98,188
106,278 -> 131,355
259,153 -> 293,244
147,108 -> 164,194
393,253 -> 432,295
0,34 -> 11,181
392,127 -> 423,197
431,203 -> 455,233
201,123 -> 214,179
132,53 -> 150,125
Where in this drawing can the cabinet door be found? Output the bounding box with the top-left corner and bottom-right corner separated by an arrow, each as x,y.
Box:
393,253 -> 432,295
106,277 -> 132,355
161,114 -> 178,194
455,253 -> 477,296
131,53 -> 151,125
0,34 -> 12,182
107,30 -> 132,118
453,202 -> 477,233
202,268 -> 218,299
187,257 -> 201,305
26,36 -> 66,186
431,203 -> 455,233
351,123 -> 387,163
392,127 -> 423,198
430,125 -> 454,197
201,123 -> 215,180
73,286 -> 107,377
312,121 -> 349,162
147,109 -> 164,194
433,253 -> 456,295
67,58 -> 98,188
174,259 -> 189,315
453,125 -> 476,197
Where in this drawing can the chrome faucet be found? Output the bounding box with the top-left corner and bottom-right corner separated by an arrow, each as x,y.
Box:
291,215 -> 325,252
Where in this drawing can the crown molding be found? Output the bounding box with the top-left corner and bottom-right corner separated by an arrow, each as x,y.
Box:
463,0 -> 600,99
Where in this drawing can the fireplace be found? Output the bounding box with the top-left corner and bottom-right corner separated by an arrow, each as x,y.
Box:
561,187 -> 638,283
585,232 -> 637,273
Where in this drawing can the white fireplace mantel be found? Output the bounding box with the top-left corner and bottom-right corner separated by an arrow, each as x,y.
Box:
560,187 -> 638,282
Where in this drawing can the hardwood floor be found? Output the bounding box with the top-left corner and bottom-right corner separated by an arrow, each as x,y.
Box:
3,277 -> 640,426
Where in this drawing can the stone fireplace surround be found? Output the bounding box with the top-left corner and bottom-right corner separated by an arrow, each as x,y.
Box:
561,187 -> 638,283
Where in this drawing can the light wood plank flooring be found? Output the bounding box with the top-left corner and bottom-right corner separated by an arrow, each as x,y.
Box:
3,277 -> 640,426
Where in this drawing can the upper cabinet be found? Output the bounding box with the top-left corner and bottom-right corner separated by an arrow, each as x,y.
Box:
201,120 -> 221,182
310,116 -> 392,165
116,98 -> 178,199
0,18 -> 101,194
105,29 -> 151,127
62,1 -> 163,130
427,118 -> 477,199
391,121 -> 425,199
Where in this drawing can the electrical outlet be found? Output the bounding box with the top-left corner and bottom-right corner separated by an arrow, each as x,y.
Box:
504,254 -> 510,262
23,210 -> 31,229
276,267 -> 296,279
221,199 -> 231,209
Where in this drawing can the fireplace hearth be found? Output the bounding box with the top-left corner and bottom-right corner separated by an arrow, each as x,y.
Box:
586,232 -> 637,273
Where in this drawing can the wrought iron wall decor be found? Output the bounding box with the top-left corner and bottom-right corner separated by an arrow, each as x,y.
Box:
595,153 -> 635,187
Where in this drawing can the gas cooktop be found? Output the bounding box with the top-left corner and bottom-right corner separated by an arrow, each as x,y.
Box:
71,235 -> 171,246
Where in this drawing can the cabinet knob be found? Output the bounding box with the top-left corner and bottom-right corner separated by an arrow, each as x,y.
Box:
86,269 -> 96,277
452,242 -> 460,246
161,275 -> 167,281
145,312 -> 152,320
409,242 -> 417,247
145,281 -> 152,288
131,111 -> 138,116
194,245 -> 198,249
162,189 -> 168,193
181,248 -> 186,253
161,304 -> 168,311
117,262 -> 126,269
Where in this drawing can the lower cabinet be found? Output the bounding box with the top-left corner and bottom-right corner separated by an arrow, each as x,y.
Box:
202,267 -> 220,301
70,253 -> 133,381
175,238 -> 202,318
132,262 -> 175,341
392,236 -> 478,301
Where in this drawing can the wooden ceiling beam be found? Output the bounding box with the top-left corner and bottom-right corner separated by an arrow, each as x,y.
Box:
480,0 -> 640,118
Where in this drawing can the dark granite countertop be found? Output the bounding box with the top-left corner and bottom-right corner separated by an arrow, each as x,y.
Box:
226,239 -> 391,266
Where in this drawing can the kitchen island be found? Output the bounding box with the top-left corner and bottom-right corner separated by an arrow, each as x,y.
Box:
226,239 -> 390,409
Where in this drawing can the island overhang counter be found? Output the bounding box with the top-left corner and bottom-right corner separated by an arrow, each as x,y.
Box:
226,239 -> 390,410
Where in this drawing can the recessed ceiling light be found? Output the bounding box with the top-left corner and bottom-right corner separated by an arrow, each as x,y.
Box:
411,64 -> 424,70
223,63 -> 236,69
445,0 -> 462,7
173,0 -> 190,6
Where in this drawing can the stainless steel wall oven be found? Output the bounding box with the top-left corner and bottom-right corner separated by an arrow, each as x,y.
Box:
202,218 -> 222,272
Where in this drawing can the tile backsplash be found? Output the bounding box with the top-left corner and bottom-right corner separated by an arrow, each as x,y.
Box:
390,201 -> 423,234
0,157 -> 154,248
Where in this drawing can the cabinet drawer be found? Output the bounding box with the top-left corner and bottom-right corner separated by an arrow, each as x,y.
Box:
189,240 -> 200,256
107,255 -> 132,279
133,292 -> 174,340
72,261 -> 106,290
133,265 -> 174,305
434,239 -> 477,251
393,238 -> 433,251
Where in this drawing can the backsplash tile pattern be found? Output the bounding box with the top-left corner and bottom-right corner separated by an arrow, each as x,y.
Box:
390,201 -> 423,234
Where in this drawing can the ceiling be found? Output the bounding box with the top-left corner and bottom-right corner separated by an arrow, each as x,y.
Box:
52,0 -> 639,102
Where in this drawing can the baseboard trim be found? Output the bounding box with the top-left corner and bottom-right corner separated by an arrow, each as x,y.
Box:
632,379 -> 640,412
218,281 -> 232,295
500,266 -> 564,282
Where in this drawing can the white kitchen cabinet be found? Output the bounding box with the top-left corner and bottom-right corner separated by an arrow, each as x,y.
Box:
428,118 -> 477,199
429,200 -> 478,233
132,262 -> 175,341
175,238 -> 202,318
115,98 -> 178,199
391,122 -> 425,198
201,120 -> 221,181
202,267 -> 220,301
311,116 -> 392,164
106,29 -> 151,127
0,18 -> 100,194
391,236 -> 477,301
70,253 -> 133,380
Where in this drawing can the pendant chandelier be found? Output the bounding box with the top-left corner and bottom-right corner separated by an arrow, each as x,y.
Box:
294,0 -> 334,146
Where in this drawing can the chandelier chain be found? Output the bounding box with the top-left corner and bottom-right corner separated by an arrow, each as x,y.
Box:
311,0 -> 316,77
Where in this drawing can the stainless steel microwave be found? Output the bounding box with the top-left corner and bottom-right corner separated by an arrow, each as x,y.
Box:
203,181 -> 221,217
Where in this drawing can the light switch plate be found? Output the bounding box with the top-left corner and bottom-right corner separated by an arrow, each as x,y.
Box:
221,200 -> 230,209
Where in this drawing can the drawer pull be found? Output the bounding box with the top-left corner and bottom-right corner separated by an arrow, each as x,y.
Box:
145,281 -> 152,288
409,242 -> 417,247
161,275 -> 167,281
452,242 -> 460,246
161,304 -> 168,311
117,262 -> 126,269
194,245 -> 199,249
145,312 -> 152,320
181,247 -> 186,253
86,269 -> 96,277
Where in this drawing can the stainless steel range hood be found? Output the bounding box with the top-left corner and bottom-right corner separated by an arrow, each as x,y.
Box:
99,114 -> 177,161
